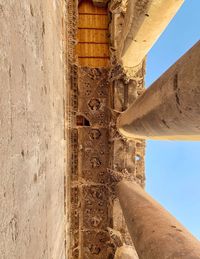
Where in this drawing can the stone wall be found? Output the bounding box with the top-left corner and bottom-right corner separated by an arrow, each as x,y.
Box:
67,1 -> 146,258
0,1 -> 66,258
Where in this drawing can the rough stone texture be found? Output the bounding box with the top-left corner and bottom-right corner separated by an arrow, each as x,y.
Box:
0,1 -> 66,258
115,245 -> 139,259
67,1 -> 146,258
118,40 -> 200,140
109,0 -> 184,76
117,181 -> 200,259
68,64 -> 146,258
111,66 -> 146,247
109,0 -> 128,55
121,0 -> 184,68
69,68 -> 114,259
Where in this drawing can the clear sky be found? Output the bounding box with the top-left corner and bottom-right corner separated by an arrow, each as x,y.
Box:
145,0 -> 200,239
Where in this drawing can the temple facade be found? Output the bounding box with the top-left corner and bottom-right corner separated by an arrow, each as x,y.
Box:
1,0 -> 200,258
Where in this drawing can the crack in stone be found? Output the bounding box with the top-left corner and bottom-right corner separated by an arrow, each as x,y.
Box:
173,73 -> 182,113
161,119 -> 170,129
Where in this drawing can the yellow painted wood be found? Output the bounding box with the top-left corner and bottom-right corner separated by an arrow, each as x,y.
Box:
79,0 -> 107,14
78,57 -> 110,67
77,0 -> 110,67
78,14 -> 108,29
77,29 -> 109,43
76,43 -> 109,57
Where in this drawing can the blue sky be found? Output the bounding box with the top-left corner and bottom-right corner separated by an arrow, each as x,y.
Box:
145,0 -> 200,239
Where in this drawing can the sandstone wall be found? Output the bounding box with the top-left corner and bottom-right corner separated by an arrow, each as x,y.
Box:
0,1 -> 66,258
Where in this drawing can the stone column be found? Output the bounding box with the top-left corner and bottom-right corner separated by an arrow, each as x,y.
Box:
120,0 -> 184,70
117,41 -> 200,140
115,245 -> 139,259
117,180 -> 200,259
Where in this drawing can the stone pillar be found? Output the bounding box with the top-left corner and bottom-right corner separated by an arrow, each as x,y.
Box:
117,41 -> 200,140
117,180 -> 200,259
120,0 -> 184,70
115,245 -> 139,259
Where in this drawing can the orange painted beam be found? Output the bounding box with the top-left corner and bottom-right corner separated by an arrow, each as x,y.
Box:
78,14 -> 109,29
77,0 -> 110,67
79,0 -> 107,14
77,29 -> 109,43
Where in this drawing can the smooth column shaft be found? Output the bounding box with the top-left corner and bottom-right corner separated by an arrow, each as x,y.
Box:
121,0 -> 184,68
118,41 -> 200,140
115,245 -> 139,259
117,180 -> 200,259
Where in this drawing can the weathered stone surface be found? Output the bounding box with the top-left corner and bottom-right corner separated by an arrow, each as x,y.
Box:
109,0 -> 184,76
69,68 -> 114,258
115,245 -> 139,259
68,63 -> 146,257
110,60 -> 146,250
121,0 -> 184,67
118,41 -> 200,140
68,1 -> 146,258
0,1 -> 66,258
117,180 -> 200,259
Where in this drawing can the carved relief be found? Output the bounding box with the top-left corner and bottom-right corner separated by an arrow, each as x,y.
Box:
90,157 -> 102,168
68,1 -> 146,255
70,68 -> 114,258
89,129 -> 101,140
69,63 -> 146,258
82,230 -> 112,258
88,98 -> 101,111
